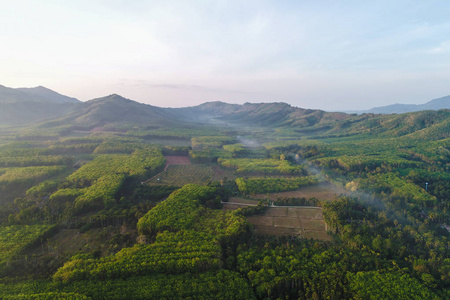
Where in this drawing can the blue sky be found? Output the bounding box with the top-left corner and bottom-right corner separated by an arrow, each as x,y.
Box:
1,0 -> 450,110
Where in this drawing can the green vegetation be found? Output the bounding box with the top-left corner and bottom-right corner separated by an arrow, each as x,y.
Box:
0,98 -> 448,299
0,225 -> 57,275
53,232 -> 222,282
218,158 -> 305,174
191,136 -> 235,149
236,176 -> 318,195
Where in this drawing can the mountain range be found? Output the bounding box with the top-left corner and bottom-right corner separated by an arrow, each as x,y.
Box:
0,85 -> 448,140
349,95 -> 450,114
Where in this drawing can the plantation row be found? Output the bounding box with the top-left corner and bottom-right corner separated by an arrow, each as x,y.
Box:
0,225 -> 58,274
53,233 -> 222,282
235,176 -> 318,195
218,158 -> 305,175
55,147 -> 166,214
0,184 -> 256,299
0,270 -> 255,300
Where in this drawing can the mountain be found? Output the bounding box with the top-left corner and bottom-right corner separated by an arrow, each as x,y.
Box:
179,101 -> 352,129
0,84 -> 79,104
45,94 -> 184,131
2,84 -> 448,141
0,85 -> 81,126
355,95 -> 450,114
180,101 -> 450,140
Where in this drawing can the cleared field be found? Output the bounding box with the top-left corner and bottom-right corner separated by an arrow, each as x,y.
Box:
223,199 -> 331,241
165,156 -> 191,165
147,164 -> 214,186
253,181 -> 347,202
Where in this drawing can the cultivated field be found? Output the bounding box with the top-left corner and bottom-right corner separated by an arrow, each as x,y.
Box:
165,156 -> 191,165
146,156 -> 237,186
223,198 -> 331,241
147,164 -> 214,186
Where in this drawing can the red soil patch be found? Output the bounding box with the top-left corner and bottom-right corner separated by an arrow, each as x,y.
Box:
164,156 -> 191,165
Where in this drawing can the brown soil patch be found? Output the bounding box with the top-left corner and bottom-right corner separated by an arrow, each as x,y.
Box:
252,226 -> 300,236
165,156 -> 191,165
296,209 -> 323,220
223,202 -> 331,241
273,217 -> 302,229
287,208 -> 298,218
265,207 -> 289,217
301,219 -> 326,231
247,216 -> 273,226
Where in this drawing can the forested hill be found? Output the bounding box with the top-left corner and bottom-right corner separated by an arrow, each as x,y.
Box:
62,94 -> 184,130
178,101 -> 352,128
180,101 -> 450,139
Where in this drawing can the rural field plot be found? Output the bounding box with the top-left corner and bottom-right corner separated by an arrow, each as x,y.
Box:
164,156 -> 191,165
148,164 -> 214,186
223,199 -> 331,241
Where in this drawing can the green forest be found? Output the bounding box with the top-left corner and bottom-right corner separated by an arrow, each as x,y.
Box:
0,97 -> 448,299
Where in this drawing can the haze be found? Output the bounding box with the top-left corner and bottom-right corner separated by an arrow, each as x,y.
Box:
1,0 -> 450,111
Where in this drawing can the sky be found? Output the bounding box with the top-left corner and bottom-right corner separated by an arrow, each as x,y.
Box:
1,0 -> 450,111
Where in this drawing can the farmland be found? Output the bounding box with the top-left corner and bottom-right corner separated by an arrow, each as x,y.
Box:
147,164 -> 214,186
223,198 -> 331,241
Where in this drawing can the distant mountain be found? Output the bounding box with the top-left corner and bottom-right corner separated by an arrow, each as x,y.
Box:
0,84 -> 79,104
0,85 -> 81,125
179,101 -> 352,129
2,85 -> 448,141
49,94 -> 184,131
354,95 -> 450,114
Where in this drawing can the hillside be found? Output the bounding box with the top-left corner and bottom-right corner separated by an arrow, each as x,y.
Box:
180,101 -> 352,128
65,94 -> 184,130
179,101 -> 450,140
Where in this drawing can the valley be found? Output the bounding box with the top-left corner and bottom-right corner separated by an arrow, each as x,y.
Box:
0,90 -> 448,299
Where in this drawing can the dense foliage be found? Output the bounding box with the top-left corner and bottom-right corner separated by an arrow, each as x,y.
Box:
218,158 -> 305,175
236,176 -> 318,195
